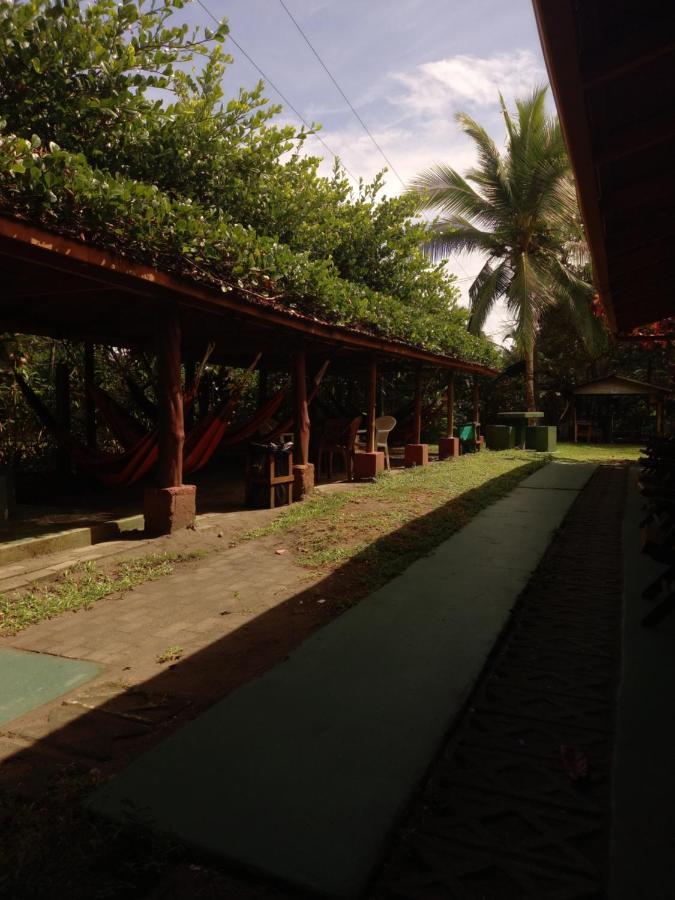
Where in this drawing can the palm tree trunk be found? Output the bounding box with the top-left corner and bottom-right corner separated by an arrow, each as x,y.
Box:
525,343 -> 536,414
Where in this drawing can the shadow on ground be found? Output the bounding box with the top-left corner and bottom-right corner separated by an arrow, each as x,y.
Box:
0,460 -> 541,900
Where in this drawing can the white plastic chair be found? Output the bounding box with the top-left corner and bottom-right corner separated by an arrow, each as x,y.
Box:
374,415 -> 397,470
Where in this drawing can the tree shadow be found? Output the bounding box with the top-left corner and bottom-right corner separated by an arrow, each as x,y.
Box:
0,460 -> 541,899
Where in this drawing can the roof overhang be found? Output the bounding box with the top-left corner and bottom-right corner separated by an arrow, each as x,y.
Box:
0,215 -> 497,378
532,0 -> 675,333
574,374 -> 670,396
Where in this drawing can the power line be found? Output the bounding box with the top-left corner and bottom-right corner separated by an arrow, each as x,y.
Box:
276,0 -> 406,189
196,0 -> 358,183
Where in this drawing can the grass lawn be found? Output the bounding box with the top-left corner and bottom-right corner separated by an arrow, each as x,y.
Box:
553,442 -> 643,463
244,449 -> 548,607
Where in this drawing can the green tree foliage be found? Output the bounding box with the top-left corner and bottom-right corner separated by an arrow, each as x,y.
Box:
0,0 -> 498,367
409,87 -> 600,410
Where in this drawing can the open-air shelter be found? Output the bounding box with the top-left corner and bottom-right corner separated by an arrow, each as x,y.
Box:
571,373 -> 670,442
0,214 -> 496,534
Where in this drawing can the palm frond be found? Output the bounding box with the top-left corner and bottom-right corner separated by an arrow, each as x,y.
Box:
407,164 -> 499,228
467,259 -> 511,335
424,218 -> 500,261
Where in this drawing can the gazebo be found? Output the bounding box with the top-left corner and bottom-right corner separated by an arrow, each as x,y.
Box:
571,374 -> 670,442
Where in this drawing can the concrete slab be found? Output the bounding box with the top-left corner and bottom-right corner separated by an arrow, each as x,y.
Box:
611,471 -> 675,899
87,461 -> 596,898
516,460 -> 596,491
0,647 -> 100,727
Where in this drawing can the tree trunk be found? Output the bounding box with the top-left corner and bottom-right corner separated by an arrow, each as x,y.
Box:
525,343 -> 536,414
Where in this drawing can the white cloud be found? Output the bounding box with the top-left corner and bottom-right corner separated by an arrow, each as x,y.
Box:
391,50 -> 546,115
294,50 -> 547,344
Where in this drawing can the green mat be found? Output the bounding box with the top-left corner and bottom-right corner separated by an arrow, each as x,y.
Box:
88,462 -> 596,897
0,646 -> 100,727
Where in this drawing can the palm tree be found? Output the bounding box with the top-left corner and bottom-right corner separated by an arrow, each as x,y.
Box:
409,86 -> 597,412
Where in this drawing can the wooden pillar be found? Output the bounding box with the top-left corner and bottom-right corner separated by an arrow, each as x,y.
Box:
291,350 -> 314,499
144,309 -> 195,535
367,359 -> 377,453
472,378 -> 480,424
413,369 -> 422,445
293,351 -> 310,467
157,310 -> 184,489
439,372 -> 459,460
446,373 -> 455,438
83,342 -> 96,451
353,358 -> 385,479
405,368 -> 429,467
572,398 -> 578,443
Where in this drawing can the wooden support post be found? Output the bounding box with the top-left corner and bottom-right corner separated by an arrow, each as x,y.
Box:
447,373 -> 455,438
405,368 -> 429,467
292,350 -> 314,499
144,309 -> 195,535
572,399 -> 578,443
367,359 -> 377,453
414,369 -> 422,445
293,351 -> 310,466
354,358 -> 384,479
55,360 -> 71,476
157,311 -> 184,489
439,372 -> 459,460
473,378 -> 484,450
83,342 -> 96,451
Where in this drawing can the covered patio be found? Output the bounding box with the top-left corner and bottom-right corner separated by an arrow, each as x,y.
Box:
0,214 -> 495,540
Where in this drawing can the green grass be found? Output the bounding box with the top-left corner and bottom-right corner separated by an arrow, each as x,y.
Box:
243,450 -> 549,600
553,442 -> 642,463
0,550 -> 206,637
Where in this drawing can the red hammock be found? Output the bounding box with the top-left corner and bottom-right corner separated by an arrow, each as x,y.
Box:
12,363 -> 286,485
87,383 -> 148,450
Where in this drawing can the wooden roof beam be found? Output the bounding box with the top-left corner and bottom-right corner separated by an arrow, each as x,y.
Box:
582,39 -> 675,89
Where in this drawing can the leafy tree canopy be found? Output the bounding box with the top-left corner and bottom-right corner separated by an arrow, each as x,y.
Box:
0,0 -> 499,367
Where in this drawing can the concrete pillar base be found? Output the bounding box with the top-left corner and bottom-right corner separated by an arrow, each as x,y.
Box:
144,484 -> 196,536
353,451 -> 385,480
405,443 -> 429,467
438,437 -> 460,460
293,463 -> 314,501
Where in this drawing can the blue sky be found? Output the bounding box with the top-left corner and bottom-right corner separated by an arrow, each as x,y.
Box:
179,0 -> 550,340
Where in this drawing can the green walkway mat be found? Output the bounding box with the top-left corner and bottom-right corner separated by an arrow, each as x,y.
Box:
0,647 -> 100,727
88,462 -> 596,897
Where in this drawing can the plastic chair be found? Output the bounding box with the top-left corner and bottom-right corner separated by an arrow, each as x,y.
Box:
374,415 -> 397,470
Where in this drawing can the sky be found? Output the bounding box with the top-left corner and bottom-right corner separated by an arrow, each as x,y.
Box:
177,0 -> 551,343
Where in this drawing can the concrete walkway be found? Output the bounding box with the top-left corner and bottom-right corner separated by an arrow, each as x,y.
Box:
611,470 -> 675,899
88,462 -> 596,898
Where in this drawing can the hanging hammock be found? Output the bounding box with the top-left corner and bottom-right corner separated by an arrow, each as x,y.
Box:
265,361 -> 330,441
86,383 -> 148,450
12,353 -> 261,486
